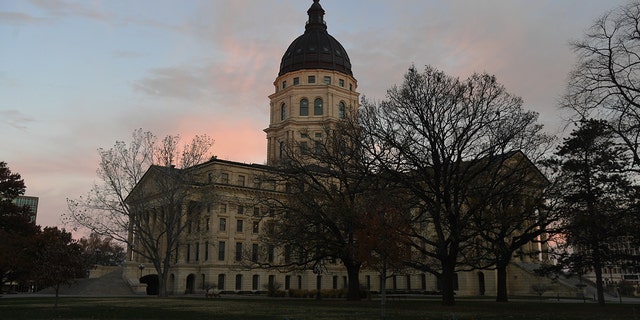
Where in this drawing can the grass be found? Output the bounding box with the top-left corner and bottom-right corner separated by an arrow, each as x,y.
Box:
0,296 -> 639,320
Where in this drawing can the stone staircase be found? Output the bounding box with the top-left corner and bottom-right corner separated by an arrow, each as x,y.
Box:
39,267 -> 134,296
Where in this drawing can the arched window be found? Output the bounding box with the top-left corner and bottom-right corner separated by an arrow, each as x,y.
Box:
300,98 -> 309,116
338,101 -> 346,119
314,98 -> 323,115
280,103 -> 286,120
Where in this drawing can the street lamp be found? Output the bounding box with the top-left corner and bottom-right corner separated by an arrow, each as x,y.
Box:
138,264 -> 145,279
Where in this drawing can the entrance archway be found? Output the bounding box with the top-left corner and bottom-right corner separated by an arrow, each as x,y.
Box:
140,274 -> 159,295
478,272 -> 486,296
186,274 -> 196,294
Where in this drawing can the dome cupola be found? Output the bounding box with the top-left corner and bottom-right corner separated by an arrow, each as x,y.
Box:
278,0 -> 352,76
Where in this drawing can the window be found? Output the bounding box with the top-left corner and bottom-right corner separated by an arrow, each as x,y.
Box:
338,101 -> 346,118
300,141 -> 309,154
339,79 -> 344,87
252,221 -> 260,234
314,98 -> 323,115
237,175 -> 245,186
253,207 -> 260,216
186,244 -> 191,262
308,75 -> 315,83
218,274 -> 225,290
204,241 -> 209,261
268,245 -> 274,262
235,274 -> 242,291
285,275 -> 291,290
293,77 -> 299,85
252,275 -> 260,290
208,173 -> 213,183
252,244 -> 259,262
220,173 -> 229,184
284,245 -> 292,263
237,219 -> 243,233
300,98 -> 309,116
220,204 -> 227,214
301,132 -> 308,138
195,242 -> 200,261
205,218 -> 210,231
235,242 -> 243,261
333,276 -> 338,289
269,275 -> 275,288
218,241 -> 226,261
219,218 -> 226,232
282,80 -> 286,89
279,141 -> 284,159
323,76 -> 331,84
406,275 -> 411,290
349,83 -> 353,91
237,205 -> 244,215
297,275 -> 302,289
280,103 -> 286,121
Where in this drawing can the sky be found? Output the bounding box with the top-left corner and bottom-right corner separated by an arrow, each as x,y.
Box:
0,0 -> 629,233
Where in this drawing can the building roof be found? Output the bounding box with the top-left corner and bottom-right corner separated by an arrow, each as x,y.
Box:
278,0 -> 352,76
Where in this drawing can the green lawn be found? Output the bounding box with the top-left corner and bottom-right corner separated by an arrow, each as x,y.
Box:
0,296 -> 638,320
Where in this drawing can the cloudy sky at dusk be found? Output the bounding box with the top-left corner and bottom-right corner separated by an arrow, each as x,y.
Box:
1,0 -> 627,232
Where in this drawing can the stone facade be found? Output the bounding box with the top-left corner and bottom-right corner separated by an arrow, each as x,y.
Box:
124,0 -> 556,298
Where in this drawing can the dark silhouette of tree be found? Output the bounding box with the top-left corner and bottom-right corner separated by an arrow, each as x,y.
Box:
545,119 -> 639,305
360,65 -> 552,306
469,151 -> 556,302
65,129 -> 214,297
0,162 -> 39,292
78,232 -> 126,267
31,227 -> 86,307
257,116 -> 404,301
565,1 -> 640,169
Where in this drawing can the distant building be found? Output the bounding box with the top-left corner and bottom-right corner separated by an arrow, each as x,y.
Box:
12,195 -> 38,223
124,0 -> 562,298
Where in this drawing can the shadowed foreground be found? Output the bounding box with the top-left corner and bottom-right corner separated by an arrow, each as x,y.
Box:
1,297 -> 639,320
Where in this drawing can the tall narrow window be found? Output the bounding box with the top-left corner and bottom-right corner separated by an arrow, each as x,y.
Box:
252,275 -> 260,290
204,241 -> 209,261
252,244 -> 259,262
237,175 -> 245,186
235,242 -> 243,261
293,77 -> 299,85
300,98 -> 309,116
219,218 -> 226,232
218,241 -> 226,261
218,274 -> 225,290
237,219 -> 243,233
235,274 -> 242,291
339,79 -> 344,87
338,101 -> 345,119
195,242 -> 200,261
280,103 -> 286,120
282,80 -> 286,89
268,245 -> 275,262
186,244 -> 191,262
314,98 -> 323,115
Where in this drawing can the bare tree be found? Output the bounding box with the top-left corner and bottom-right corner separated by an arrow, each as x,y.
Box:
565,1 -> 640,168
256,116 -> 405,301
360,65 -> 551,305
65,129 -> 214,297
468,151 -> 557,302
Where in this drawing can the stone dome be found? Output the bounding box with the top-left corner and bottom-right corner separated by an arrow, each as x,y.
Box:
278,0 -> 352,76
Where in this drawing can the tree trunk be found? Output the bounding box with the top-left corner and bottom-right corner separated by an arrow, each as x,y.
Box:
441,262 -> 456,306
345,262 -> 361,301
54,283 -> 60,308
496,260 -> 509,302
593,260 -> 605,305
